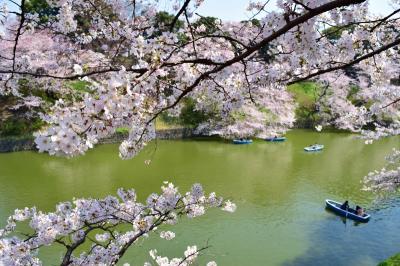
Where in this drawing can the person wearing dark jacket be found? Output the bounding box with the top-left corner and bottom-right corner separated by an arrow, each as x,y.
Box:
340,200 -> 349,210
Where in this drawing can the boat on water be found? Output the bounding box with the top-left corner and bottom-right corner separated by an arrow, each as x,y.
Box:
233,139 -> 253,144
304,144 -> 324,151
265,137 -> 286,142
325,199 -> 370,223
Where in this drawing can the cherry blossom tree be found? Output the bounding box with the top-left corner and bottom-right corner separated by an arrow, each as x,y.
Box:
1,0 -> 399,159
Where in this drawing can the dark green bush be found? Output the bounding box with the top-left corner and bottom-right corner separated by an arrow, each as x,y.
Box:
157,98 -> 211,129
0,117 -> 45,137
178,98 -> 210,127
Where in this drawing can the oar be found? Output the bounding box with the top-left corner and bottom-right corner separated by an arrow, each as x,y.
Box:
343,205 -> 349,227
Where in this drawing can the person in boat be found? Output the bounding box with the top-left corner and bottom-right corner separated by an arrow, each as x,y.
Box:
274,135 -> 278,139
356,205 -> 364,216
340,200 -> 349,210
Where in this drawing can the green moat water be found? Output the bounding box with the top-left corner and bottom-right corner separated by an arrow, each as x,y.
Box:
0,130 -> 399,265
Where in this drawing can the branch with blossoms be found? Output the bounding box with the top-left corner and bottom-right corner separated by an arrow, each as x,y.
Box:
0,182 -> 236,265
363,149 -> 400,193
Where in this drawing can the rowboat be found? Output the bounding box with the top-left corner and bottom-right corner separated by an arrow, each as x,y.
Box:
325,199 -> 370,223
304,144 -> 324,151
265,137 -> 286,142
233,139 -> 253,144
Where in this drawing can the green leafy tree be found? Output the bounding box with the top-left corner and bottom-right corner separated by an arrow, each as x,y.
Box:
25,0 -> 58,24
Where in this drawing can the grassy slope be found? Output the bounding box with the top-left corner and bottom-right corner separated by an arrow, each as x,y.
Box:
287,82 -> 321,127
378,254 -> 400,266
288,81 -> 319,107
154,117 -> 183,130
115,118 -> 183,134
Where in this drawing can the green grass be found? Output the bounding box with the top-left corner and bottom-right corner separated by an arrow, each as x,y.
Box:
287,82 -> 322,126
115,118 -> 183,134
68,81 -> 92,93
155,117 -> 183,130
378,253 -> 400,266
288,81 -> 320,106
115,127 -> 130,134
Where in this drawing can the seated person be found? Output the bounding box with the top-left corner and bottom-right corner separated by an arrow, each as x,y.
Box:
356,205 -> 364,216
340,200 -> 349,210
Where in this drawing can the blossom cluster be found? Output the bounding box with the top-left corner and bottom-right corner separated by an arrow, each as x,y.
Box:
0,182 -> 235,265
363,149 -> 400,192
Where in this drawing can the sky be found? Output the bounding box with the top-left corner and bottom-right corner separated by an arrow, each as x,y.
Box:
194,0 -> 395,21
1,0 -> 397,23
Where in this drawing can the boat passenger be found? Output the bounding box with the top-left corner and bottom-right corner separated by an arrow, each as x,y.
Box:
340,200 -> 349,210
356,205 -> 364,216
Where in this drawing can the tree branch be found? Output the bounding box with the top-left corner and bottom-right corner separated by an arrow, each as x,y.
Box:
287,37 -> 400,85
169,0 -> 192,31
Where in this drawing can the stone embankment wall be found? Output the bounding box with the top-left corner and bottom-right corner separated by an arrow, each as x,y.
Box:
0,138 -> 35,153
0,128 -> 199,153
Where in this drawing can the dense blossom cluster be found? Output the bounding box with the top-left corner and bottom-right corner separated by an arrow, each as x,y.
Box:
0,0 -> 399,160
148,246 -> 210,266
0,182 -> 235,265
363,149 -> 400,192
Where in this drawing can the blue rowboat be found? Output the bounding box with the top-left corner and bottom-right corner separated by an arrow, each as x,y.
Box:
265,137 -> 286,142
304,144 -> 324,151
233,139 -> 253,144
325,199 -> 370,223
